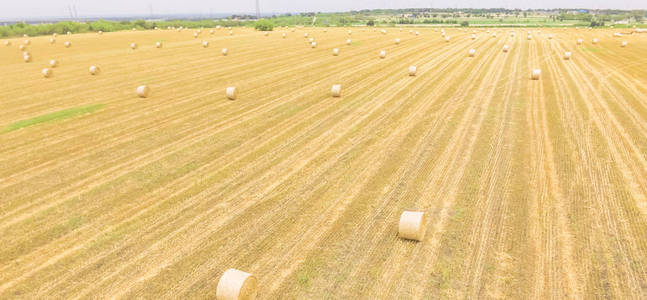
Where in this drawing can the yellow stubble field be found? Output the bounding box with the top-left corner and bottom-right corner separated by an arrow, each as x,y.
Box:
0,26 -> 646,299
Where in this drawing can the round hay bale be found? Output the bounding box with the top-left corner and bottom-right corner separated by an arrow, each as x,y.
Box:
156,41 -> 163,48
226,87 -> 238,100
348,30 -> 352,35
548,34 -> 553,39
409,29 -> 413,34
24,39 -> 31,45
197,29 -> 202,34
19,44 -> 25,51
577,39 -> 583,45
564,52 -> 572,60
531,69 -> 541,80
42,68 -> 52,78
89,65 -> 100,75
408,66 -> 417,76
4,40 -> 10,46
331,84 -> 342,97
64,41 -> 71,48
23,55 -> 31,62
222,48 -> 228,56
130,42 -> 137,49
379,50 -> 386,59
445,36 -> 450,42
395,38 -> 400,45
217,25 -> 221,29
592,38 -> 598,44
210,29 -> 215,34
264,32 -> 268,36
468,49 -> 476,57
282,33 -> 286,38
311,42 -> 317,48
304,33 -> 309,38
229,31 -> 233,36
323,28 -> 327,32
398,211 -> 426,241
381,29 -> 387,34
527,35 -> 532,40
309,37 -> 314,42
49,59 -> 59,68
332,48 -> 339,56
415,31 -> 419,36
136,85 -> 151,98
346,39 -> 351,45
291,28 -> 295,32
215,269 -> 257,300
194,32 -> 199,38
202,41 -> 209,48
23,34 -> 28,37
67,31 -> 71,35
621,41 -> 627,47
471,34 -> 477,40
53,33 -> 57,37
98,30 -> 103,35
503,45 -> 509,52
49,38 -> 56,44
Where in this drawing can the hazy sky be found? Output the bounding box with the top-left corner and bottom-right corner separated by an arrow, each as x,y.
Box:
2,0 -> 645,20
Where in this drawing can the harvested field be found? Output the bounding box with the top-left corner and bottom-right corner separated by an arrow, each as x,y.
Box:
0,27 -> 646,299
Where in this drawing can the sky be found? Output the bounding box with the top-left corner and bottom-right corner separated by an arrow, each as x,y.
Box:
1,0 -> 645,21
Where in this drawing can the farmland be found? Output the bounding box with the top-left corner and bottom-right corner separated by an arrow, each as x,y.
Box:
0,26 -> 646,298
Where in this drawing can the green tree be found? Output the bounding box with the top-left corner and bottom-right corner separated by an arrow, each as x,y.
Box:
254,19 -> 275,31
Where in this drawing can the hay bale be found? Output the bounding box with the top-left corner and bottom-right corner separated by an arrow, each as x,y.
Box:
471,34 -> 477,40
309,38 -> 314,42
331,84 -> 342,97
210,29 -> 215,34
291,28 -> 295,32
156,41 -> 163,48
468,49 -> 476,57
415,31 -> 419,36
282,33 -> 286,38
229,31 -> 233,36
564,52 -> 572,60
23,55 -> 31,62
53,33 -> 57,37
67,31 -> 71,35
19,45 -> 25,51
24,39 -> 31,45
332,48 -> 339,56
49,59 -> 58,67
548,34 -> 553,39
379,50 -> 386,59
49,38 -> 56,44
216,269 -> 257,300
398,211 -> 426,241
137,85 -> 151,98
531,69 -> 541,80
323,28 -> 327,32
395,38 -> 400,45
304,33 -> 309,38
89,65 -> 100,75
527,35 -> 532,40
348,30 -> 352,35
194,32 -> 199,38
130,43 -> 137,49
408,66 -> 417,76
503,45 -> 509,52
42,68 -> 52,78
3,40 -> 10,46
621,41 -> 627,47
264,32 -> 268,36
311,42 -> 317,48
64,41 -> 71,48
346,39 -> 351,45
445,36 -> 450,42
222,48 -> 228,56
98,30 -> 103,35
577,39 -> 583,45
592,38 -> 598,44
226,87 -> 238,100
202,41 -> 209,48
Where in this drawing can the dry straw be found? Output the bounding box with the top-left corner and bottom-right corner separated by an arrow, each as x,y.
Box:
216,269 -> 258,300
331,84 -> 342,97
42,68 -> 52,78
531,69 -> 541,80
226,87 -> 238,100
408,66 -> 417,76
89,65 -> 100,75
398,211 -> 426,241
137,85 -> 151,98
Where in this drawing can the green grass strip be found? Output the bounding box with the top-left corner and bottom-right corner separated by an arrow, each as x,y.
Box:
3,104 -> 105,133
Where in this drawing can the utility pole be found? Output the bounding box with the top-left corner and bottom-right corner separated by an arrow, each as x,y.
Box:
255,0 -> 261,19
